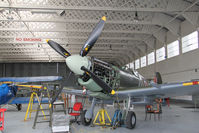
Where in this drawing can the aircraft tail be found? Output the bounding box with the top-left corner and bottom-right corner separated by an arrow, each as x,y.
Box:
154,72 -> 162,84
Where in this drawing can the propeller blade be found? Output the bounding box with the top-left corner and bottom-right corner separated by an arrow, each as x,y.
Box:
81,66 -> 115,95
46,40 -> 71,58
80,16 -> 106,56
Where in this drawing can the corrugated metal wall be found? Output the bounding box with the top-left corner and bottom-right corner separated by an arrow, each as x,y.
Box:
0,63 -> 77,87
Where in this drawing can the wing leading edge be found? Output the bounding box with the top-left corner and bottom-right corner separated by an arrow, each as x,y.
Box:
59,81 -> 199,101
116,81 -> 199,98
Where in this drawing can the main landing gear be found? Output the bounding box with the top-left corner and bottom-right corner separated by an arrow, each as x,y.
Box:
119,96 -> 137,129
81,109 -> 137,129
81,110 -> 92,126
81,97 -> 137,129
81,98 -> 96,126
111,109 -> 136,129
125,111 -> 136,129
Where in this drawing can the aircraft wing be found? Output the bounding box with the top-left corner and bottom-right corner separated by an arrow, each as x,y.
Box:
9,97 -> 49,104
62,87 -> 90,97
61,81 -> 199,103
116,80 -> 199,99
0,76 -> 62,83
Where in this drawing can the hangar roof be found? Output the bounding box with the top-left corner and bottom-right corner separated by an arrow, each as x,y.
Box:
0,0 -> 199,66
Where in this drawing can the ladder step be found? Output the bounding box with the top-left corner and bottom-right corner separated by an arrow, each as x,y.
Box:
41,103 -> 51,104
38,115 -> 50,117
54,110 -> 66,112
36,120 -> 50,123
53,102 -> 64,105
37,109 -> 50,111
32,86 -> 55,128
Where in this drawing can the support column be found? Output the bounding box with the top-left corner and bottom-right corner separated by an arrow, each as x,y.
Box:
154,39 -> 157,74
165,33 -> 168,60
197,28 -> 199,48
146,45 -> 148,66
179,24 -> 183,55
3,63 -> 6,77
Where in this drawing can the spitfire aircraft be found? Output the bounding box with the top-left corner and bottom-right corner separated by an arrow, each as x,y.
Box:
46,16 -> 199,129
0,76 -> 62,110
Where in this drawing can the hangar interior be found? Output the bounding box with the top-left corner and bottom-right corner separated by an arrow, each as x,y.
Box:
0,0 -> 198,82
0,0 -> 199,133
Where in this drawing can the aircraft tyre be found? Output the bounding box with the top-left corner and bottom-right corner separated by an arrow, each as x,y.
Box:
16,104 -> 22,111
81,110 -> 92,126
125,111 -> 136,129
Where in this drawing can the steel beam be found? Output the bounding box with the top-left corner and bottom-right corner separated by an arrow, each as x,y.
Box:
0,0 -> 198,12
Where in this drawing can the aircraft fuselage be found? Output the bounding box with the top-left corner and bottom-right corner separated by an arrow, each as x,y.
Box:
0,84 -> 18,105
66,55 -> 147,99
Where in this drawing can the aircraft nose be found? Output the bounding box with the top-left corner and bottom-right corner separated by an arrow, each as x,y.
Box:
66,55 -> 90,75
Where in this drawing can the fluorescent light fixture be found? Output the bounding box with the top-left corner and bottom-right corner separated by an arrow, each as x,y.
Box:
31,10 -> 58,14
31,10 -> 65,16
57,10 -> 65,16
0,8 -> 5,12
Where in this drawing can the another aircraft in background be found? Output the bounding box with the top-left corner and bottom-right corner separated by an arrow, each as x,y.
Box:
0,76 -> 62,110
46,16 -> 199,129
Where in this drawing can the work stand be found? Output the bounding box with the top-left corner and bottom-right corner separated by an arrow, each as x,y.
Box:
32,84 -> 54,129
93,104 -> 112,127
24,88 -> 46,121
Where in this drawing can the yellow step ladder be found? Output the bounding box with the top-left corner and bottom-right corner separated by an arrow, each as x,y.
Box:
24,88 -> 46,121
32,85 -> 53,129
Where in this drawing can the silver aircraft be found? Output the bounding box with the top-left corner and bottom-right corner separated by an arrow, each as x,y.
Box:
46,16 -> 199,129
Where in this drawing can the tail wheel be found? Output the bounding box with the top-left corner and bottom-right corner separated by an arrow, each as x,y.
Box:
81,110 -> 92,126
126,111 -> 136,129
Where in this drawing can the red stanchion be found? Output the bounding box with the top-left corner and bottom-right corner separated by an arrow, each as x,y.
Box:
0,108 -> 7,131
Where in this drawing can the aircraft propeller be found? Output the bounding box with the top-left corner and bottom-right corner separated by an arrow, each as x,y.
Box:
80,16 -> 106,56
47,16 -> 106,58
46,16 -> 115,95
46,40 -> 71,58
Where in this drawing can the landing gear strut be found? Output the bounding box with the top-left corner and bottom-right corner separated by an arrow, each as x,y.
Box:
81,98 -> 96,126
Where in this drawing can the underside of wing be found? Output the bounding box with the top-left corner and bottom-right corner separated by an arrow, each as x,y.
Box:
9,97 -> 49,104
0,76 -> 62,83
62,87 -> 90,97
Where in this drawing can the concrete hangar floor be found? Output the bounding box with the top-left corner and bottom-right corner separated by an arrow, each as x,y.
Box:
3,102 -> 199,133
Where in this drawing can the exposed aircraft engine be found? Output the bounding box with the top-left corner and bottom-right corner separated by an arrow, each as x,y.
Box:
92,58 -> 120,90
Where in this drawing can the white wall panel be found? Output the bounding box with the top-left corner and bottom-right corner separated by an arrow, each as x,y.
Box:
138,48 -> 199,83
